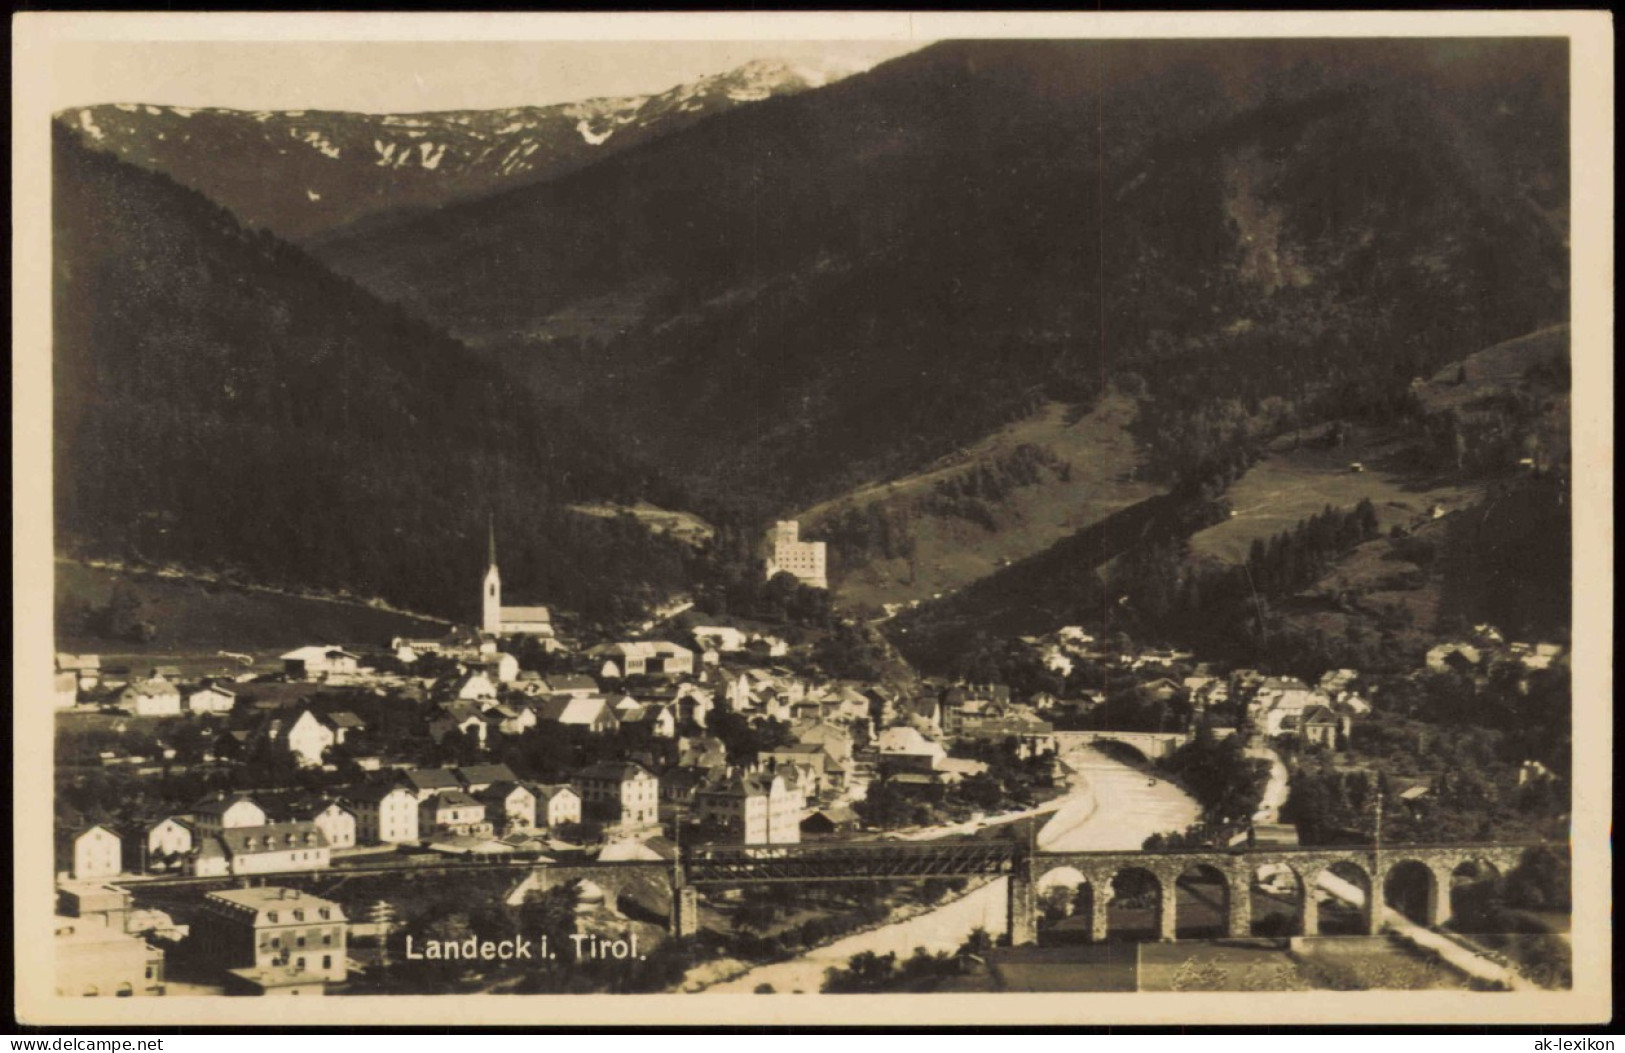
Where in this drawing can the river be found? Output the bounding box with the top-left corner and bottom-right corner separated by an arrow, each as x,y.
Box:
699,747 -> 1201,993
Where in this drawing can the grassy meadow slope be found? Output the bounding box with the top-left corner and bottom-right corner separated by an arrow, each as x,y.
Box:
56,562 -> 449,658
799,393 -> 1162,611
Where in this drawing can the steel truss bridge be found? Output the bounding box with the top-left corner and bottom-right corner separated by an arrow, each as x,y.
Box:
682,838 -> 1019,884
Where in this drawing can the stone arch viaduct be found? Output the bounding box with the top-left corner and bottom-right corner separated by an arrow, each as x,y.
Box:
1051,728 -> 1236,761
1012,842 -> 1533,945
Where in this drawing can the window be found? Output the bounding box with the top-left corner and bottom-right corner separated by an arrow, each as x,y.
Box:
322,955 -> 332,970
271,937 -> 281,948
323,933 -> 332,946
268,911 -> 278,923
295,957 -> 306,971
297,936 -> 307,948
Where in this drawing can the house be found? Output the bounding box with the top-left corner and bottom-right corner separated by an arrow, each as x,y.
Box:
116,677 -> 181,717
186,682 -> 238,716
53,887 -> 166,998
673,685 -> 714,728
589,643 -> 650,679
657,767 -> 711,808
55,671 -> 80,709
348,783 -> 421,844
456,763 -> 518,795
448,669 -> 499,702
541,674 -> 599,698
530,784 -> 582,828
303,800 -> 357,850
428,705 -> 489,750
694,771 -> 803,845
141,817 -> 195,872
191,793 -> 268,834
280,646 -> 360,680
72,825 -> 124,880
1426,643 -> 1482,673
677,736 -> 728,773
399,767 -> 464,799
477,782 -> 537,833
646,641 -> 695,677
285,709 -> 337,766
470,652 -> 520,685
574,761 -> 659,830
537,695 -> 619,734
619,702 -> 677,739
1139,677 -> 1183,703
800,805 -> 858,838
490,702 -> 536,736
208,821 -> 331,875
419,791 -> 490,837
57,654 -> 102,691
874,726 -> 946,774
765,519 -> 827,589
1300,706 -> 1342,749
692,625 -> 748,653
191,887 -> 346,992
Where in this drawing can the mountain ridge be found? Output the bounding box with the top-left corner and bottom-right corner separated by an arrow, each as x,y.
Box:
55,57 -> 867,243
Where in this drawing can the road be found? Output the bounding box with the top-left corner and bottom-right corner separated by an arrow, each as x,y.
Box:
1315,871 -> 1525,990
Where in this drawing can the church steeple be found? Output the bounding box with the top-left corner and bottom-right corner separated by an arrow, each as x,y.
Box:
482,515 -> 502,635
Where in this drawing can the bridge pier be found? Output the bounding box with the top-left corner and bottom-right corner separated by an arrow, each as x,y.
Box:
1157,875 -> 1178,941
1225,872 -> 1252,939
1298,891 -> 1318,937
670,885 -> 698,938
1007,867 -> 1037,947
1089,878 -> 1111,943
1425,864 -> 1452,929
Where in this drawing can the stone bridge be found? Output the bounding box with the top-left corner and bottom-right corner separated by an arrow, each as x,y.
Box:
1051,728 -> 1234,760
1009,842 -> 1539,945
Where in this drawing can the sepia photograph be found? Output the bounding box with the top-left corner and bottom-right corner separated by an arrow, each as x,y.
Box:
10,10 -> 1612,1030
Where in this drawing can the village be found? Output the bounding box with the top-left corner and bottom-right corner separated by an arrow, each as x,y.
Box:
50,521 -> 1569,997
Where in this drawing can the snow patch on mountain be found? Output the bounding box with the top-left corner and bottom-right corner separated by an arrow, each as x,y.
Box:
170,107 -> 197,118
79,110 -> 105,141
375,140 -> 396,166
576,119 -> 613,146
419,142 -> 447,170
295,129 -> 342,160
307,189 -> 322,201
115,104 -> 139,113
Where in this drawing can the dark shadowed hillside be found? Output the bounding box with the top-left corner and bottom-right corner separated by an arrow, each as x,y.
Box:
316,38 -> 1568,518
53,125 -> 697,625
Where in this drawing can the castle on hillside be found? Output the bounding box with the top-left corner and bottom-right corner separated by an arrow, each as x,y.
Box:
765,520 -> 827,590
481,522 -> 555,638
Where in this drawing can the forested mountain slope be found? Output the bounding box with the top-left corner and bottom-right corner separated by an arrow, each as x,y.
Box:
317,38 -> 1568,518
53,125 -> 695,625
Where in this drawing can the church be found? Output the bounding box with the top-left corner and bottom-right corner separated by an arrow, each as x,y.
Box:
481,523 -> 556,640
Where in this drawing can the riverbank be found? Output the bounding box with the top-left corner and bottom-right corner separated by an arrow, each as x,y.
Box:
692,747 -> 1202,993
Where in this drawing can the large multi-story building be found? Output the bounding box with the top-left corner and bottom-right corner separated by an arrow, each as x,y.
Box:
765,520 -> 827,590
54,885 -> 165,998
193,821 -> 331,877
574,762 -> 659,830
694,771 -> 804,845
191,887 -> 347,995
347,784 -> 420,845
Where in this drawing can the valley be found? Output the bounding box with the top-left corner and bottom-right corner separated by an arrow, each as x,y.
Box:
41,33 -> 1577,1007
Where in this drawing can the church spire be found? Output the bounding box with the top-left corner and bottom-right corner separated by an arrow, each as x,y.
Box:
487,513 -> 497,569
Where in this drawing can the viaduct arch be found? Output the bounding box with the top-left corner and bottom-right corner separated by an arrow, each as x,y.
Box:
1011,843 -> 1534,945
